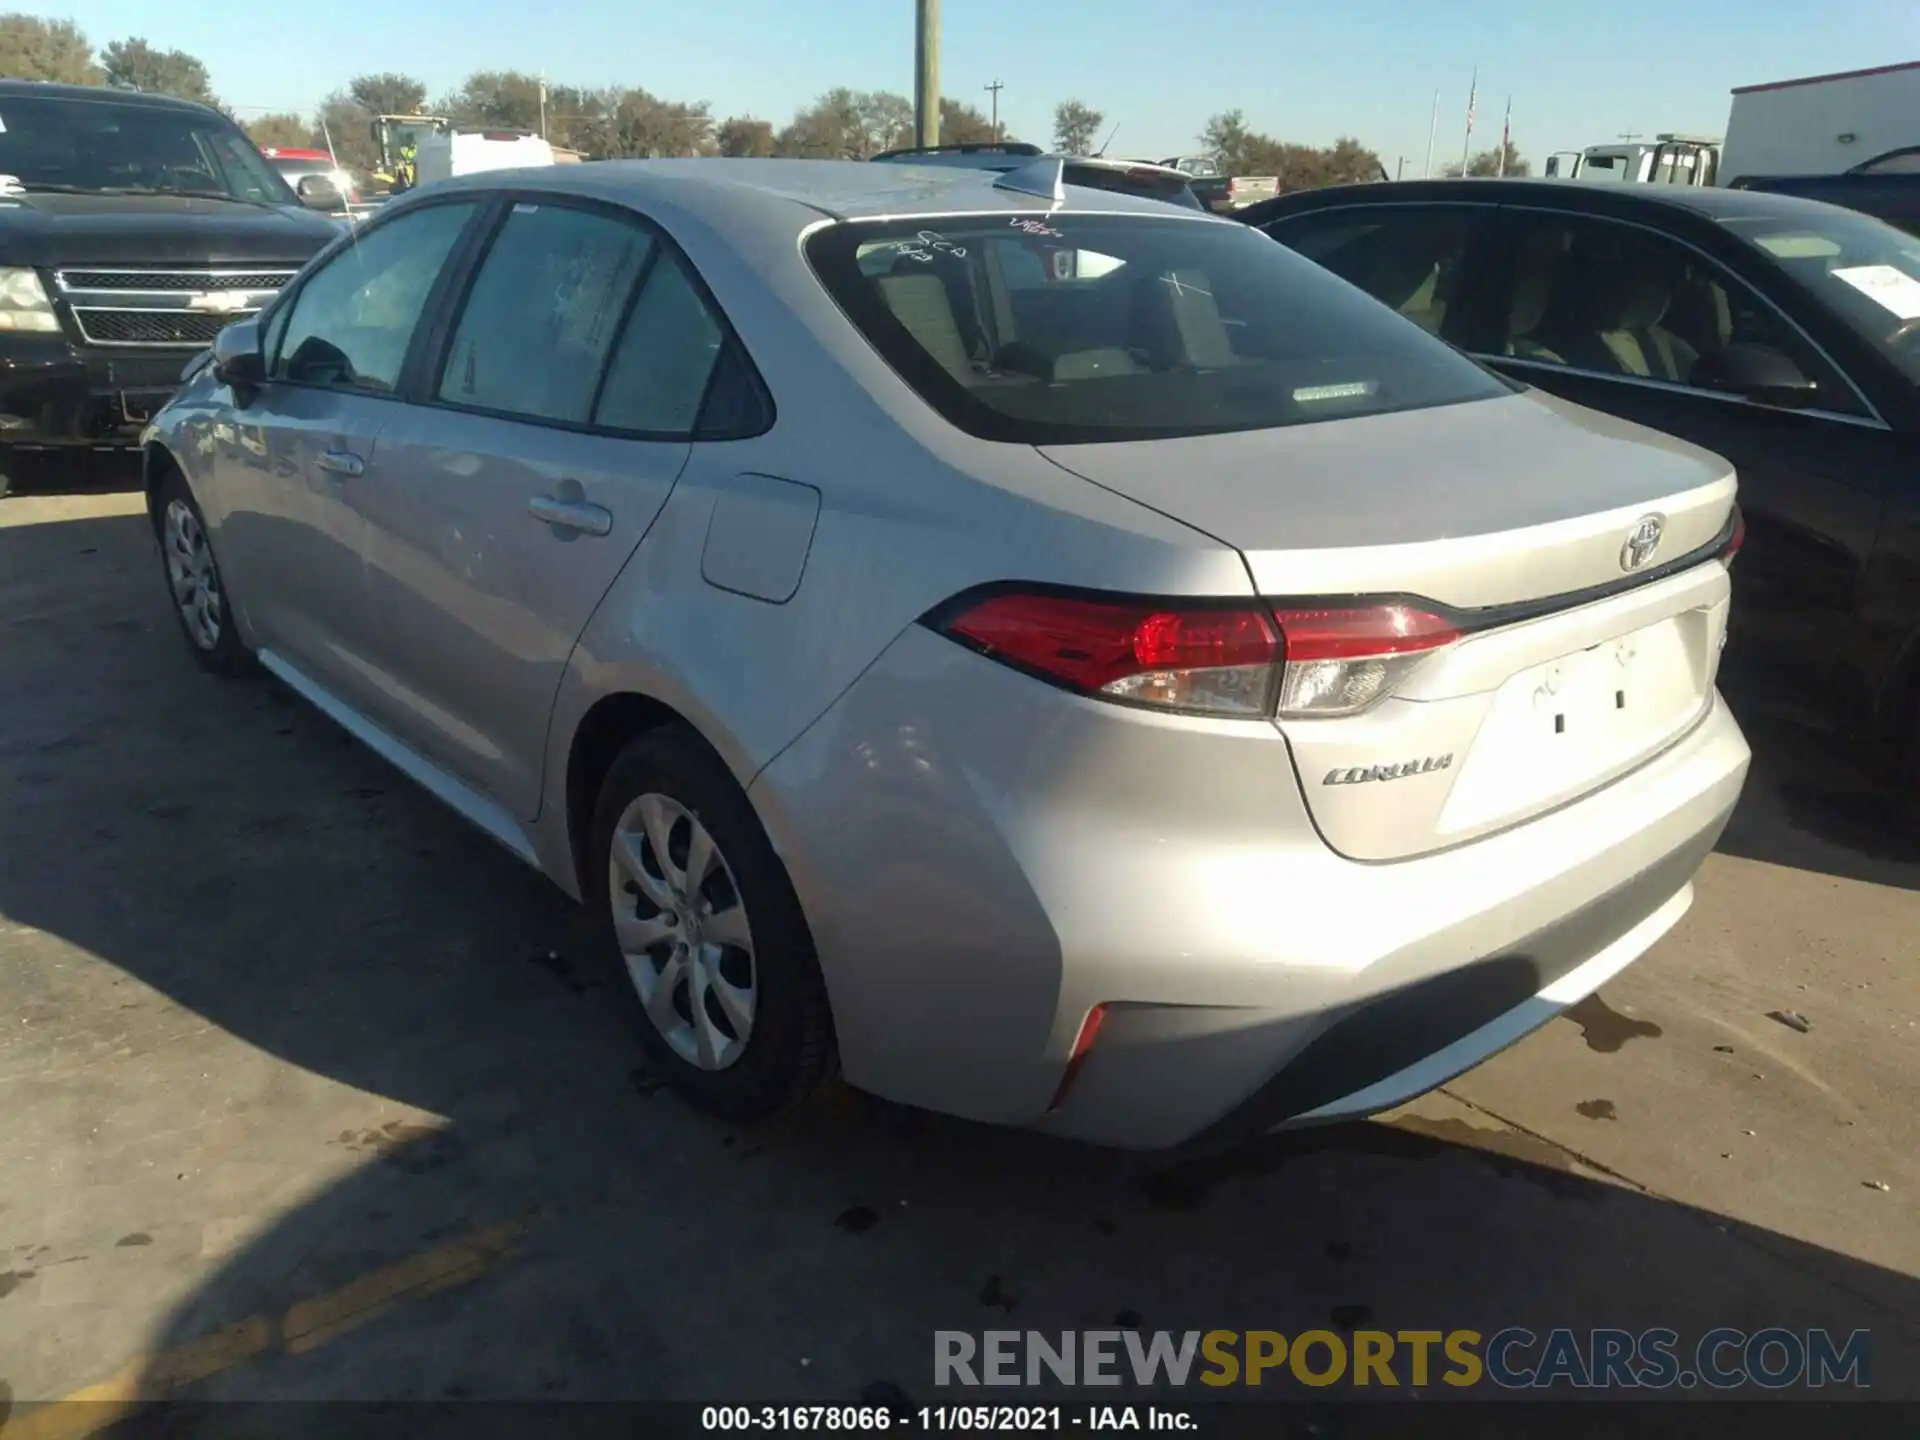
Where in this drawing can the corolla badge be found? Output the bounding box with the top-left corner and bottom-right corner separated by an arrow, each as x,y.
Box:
187,291 -> 255,314
1620,514 -> 1665,572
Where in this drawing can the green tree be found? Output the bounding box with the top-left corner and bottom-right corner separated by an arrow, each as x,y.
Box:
716,116 -> 775,157
775,88 -> 910,159
1456,138 -> 1529,177
444,70 -> 544,131
939,98 -> 995,145
1201,109 -> 1252,171
314,73 -> 431,175
0,14 -> 99,84
245,113 -> 317,150
99,37 -> 217,106
348,72 -> 429,117
1051,99 -> 1104,155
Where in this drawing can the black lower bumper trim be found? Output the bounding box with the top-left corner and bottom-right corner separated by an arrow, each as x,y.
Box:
1191,808 -> 1731,1151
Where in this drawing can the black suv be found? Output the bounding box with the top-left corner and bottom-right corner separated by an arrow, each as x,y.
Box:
0,82 -> 342,496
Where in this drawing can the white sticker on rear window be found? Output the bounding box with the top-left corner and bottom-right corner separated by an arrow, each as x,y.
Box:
1831,264 -> 1920,320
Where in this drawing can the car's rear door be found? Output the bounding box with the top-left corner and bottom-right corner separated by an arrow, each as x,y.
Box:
354,194 -> 742,819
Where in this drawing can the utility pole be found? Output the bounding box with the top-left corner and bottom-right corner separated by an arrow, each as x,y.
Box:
1396,156 -> 1404,181
1423,89 -> 1437,177
539,73 -> 548,140
1460,65 -> 1477,175
1618,130 -> 1642,143
984,79 -> 1004,142
914,0 -> 940,147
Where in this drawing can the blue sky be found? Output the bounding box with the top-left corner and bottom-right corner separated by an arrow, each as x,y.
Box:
61,0 -> 1920,168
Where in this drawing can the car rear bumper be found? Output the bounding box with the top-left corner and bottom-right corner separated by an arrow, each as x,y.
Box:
0,337 -> 191,452
749,623 -> 1750,1150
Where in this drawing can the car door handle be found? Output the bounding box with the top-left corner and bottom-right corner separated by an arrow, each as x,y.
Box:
528,494 -> 614,537
315,448 -> 365,478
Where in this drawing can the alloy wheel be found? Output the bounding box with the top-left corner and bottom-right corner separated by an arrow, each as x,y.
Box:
163,498 -> 223,652
608,792 -> 758,1070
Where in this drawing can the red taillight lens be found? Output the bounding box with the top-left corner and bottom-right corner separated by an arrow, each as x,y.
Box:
939,592 -> 1280,717
934,590 -> 1460,720
1048,1003 -> 1108,1112
1271,604 -> 1458,717
1721,509 -> 1745,566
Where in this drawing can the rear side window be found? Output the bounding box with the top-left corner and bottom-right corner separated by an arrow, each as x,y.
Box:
805,213 -> 1510,444
438,202 -> 654,425
593,252 -> 725,434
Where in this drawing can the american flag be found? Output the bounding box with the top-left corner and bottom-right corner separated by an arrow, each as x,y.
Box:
1499,98 -> 1511,175
1465,70 -> 1477,131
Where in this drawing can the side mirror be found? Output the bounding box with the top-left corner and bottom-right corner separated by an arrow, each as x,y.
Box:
210,318 -> 266,394
1693,343 -> 1820,409
297,174 -> 344,211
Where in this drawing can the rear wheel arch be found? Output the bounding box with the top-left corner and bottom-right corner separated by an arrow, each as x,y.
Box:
565,692 -> 743,891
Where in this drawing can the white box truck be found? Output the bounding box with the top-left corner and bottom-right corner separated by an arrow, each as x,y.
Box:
1719,61 -> 1920,184
412,127 -> 557,187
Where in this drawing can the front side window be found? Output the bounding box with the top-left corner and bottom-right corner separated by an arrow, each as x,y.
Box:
437,202 -> 654,425
1724,207 -> 1920,388
1493,212 -> 1863,413
0,94 -> 292,204
806,213 -> 1510,444
273,202 -> 476,392
1268,205 -> 1489,338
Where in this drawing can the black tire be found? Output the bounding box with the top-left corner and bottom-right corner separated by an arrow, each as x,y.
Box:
153,467 -> 254,678
590,726 -> 837,1120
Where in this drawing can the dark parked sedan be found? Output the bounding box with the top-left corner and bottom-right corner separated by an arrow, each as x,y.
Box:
1239,178 -> 1920,784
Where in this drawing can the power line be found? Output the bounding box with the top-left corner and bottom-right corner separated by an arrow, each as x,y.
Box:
984,78 -> 1003,141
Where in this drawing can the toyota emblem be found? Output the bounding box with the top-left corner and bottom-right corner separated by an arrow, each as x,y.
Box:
1620,515 -> 1664,572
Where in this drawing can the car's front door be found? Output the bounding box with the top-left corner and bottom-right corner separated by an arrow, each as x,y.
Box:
355,196 -> 738,818
1474,206 -> 1901,707
217,199 -> 481,702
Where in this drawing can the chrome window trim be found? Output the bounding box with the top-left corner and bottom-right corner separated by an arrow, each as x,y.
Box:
1263,199 -> 1888,428
1481,354 -> 1892,432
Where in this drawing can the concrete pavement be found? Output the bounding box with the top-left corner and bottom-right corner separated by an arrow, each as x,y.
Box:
1,485 -> 1915,1417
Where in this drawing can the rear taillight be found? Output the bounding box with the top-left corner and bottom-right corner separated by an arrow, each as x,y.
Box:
1721,508 -> 1745,567
932,590 -> 1458,720
939,592 -> 1280,717
1270,604 -> 1459,718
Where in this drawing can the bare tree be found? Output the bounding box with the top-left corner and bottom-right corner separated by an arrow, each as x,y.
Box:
1052,99 -> 1104,155
0,14 -> 99,84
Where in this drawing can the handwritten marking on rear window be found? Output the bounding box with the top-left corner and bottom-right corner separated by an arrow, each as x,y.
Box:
1160,273 -> 1213,298
1007,217 -> 1064,239
890,231 -> 968,263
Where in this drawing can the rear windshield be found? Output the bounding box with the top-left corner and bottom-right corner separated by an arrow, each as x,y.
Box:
1063,165 -> 1202,210
807,212 -> 1511,443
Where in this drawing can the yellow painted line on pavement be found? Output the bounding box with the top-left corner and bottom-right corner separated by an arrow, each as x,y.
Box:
1,1218 -> 532,1440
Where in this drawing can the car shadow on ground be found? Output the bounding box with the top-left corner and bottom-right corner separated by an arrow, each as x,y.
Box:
1,509 -> 1915,1416
1710,688 -> 1920,892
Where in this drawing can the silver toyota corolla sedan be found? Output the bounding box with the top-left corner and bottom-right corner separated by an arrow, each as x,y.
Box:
143,157 -> 1750,1150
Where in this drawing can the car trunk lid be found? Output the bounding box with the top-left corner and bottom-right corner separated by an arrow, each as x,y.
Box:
1038,391 -> 1738,860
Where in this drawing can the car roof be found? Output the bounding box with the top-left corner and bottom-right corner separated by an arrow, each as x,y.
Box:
1257,176 -> 1865,228
0,79 -> 219,116
430,157 -> 1220,227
